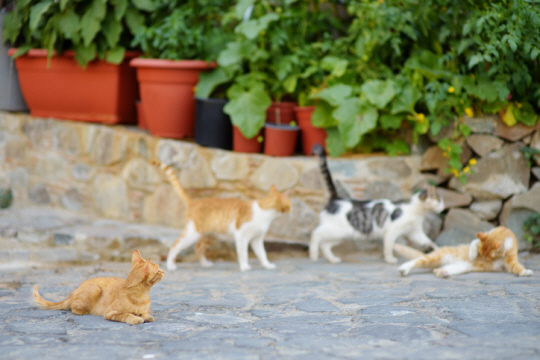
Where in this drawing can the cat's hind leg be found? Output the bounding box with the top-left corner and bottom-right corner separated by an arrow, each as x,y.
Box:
310,224 -> 343,263
195,237 -> 214,268
433,261 -> 472,278
407,228 -> 438,253
320,241 -> 343,263
250,234 -> 276,270
70,284 -> 102,315
398,259 -> 419,276
167,221 -> 201,271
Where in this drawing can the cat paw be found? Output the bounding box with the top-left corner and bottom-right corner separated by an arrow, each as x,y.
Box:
200,259 -> 214,268
384,256 -> 398,264
519,269 -> 533,276
422,244 -> 436,253
239,264 -> 252,272
433,268 -> 449,278
398,266 -> 409,277
263,262 -> 276,270
166,262 -> 177,271
328,257 -> 342,264
143,315 -> 155,322
128,316 -> 144,325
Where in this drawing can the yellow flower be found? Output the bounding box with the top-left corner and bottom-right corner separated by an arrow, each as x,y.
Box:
448,86 -> 455,93
442,151 -> 448,158
257,135 -> 264,143
518,103 -> 523,108
469,158 -> 477,166
463,166 -> 470,174
416,113 -> 425,122
464,107 -> 474,117
451,169 -> 459,177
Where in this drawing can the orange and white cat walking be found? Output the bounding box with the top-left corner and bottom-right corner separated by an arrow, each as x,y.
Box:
152,161 -> 291,272
33,250 -> 164,325
396,226 -> 533,278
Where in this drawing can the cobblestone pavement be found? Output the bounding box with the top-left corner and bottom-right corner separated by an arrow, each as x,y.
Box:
1,247 -> 540,360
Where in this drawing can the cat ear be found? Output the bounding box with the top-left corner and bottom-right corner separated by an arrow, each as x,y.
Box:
269,185 -> 279,195
476,232 -> 486,242
132,249 -> 144,264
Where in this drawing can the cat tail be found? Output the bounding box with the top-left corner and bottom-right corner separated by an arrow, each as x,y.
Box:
32,286 -> 71,310
311,144 -> 339,200
151,160 -> 190,204
393,244 -> 424,260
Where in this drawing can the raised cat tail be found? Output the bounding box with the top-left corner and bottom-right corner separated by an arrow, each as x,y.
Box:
393,244 -> 425,260
32,286 -> 71,310
311,144 -> 339,200
151,160 -> 190,204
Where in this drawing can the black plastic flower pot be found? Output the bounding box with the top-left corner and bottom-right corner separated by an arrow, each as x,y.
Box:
195,97 -> 232,150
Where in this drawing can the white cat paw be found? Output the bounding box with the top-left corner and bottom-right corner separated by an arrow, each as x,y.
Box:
398,266 -> 409,277
519,269 -> 533,276
167,262 -> 177,271
200,260 -> 214,268
384,256 -> 398,264
239,264 -> 252,272
328,257 -> 342,264
263,262 -> 277,270
433,268 -> 449,278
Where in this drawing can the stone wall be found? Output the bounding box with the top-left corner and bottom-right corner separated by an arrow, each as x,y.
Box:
1,110 -> 538,251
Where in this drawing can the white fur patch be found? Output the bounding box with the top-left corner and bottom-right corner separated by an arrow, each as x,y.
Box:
504,237 -> 513,252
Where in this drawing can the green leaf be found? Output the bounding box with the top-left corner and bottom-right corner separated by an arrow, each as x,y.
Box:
380,113 -> 404,130
29,0 -> 54,31
58,10 -> 79,39
531,48 -> 540,60
235,0 -> 255,20
102,13 -> 122,48
468,54 -> 483,69
196,67 -> 233,98
236,13 -> 279,40
311,84 -> 352,107
131,0 -> 155,11
89,0 -> 106,21
59,0 -> 70,11
321,56 -> 348,78
80,13 -> 101,46
391,85 -> 421,114
125,8 -> 145,35
311,101 -> 338,128
333,99 -> 378,148
115,0 -> 128,20
386,139 -> 410,156
105,47 -> 125,64
218,41 -> 254,67
73,43 -> 97,67
361,80 -> 396,109
224,77 -> 271,139
325,127 -> 347,156
508,38 -> 517,52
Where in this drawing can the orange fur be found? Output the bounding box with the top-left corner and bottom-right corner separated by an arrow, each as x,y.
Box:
396,226 -> 533,278
152,160 -> 291,270
33,250 -> 164,325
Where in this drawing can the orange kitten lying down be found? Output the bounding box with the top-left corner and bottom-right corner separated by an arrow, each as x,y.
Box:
396,226 -> 533,278
33,250 -> 164,325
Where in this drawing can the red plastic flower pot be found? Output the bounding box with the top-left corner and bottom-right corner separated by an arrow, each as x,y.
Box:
295,106 -> 327,155
263,123 -> 299,157
233,126 -> 262,153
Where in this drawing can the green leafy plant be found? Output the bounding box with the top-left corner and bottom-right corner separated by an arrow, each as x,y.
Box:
2,0 -> 155,67
523,213 -> 540,249
131,0 -> 234,61
520,146 -> 540,168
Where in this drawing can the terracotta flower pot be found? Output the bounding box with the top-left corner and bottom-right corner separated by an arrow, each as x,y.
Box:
233,126 -> 262,153
136,101 -> 147,130
263,123 -> 299,157
266,101 -> 297,124
295,106 -> 327,155
8,49 -> 139,124
130,58 -> 216,139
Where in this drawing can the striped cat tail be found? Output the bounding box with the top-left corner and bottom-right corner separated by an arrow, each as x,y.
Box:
151,160 -> 190,204
311,144 -> 339,200
393,244 -> 424,260
32,286 -> 71,310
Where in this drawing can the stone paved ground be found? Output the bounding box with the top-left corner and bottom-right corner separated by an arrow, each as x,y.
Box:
1,245 -> 540,359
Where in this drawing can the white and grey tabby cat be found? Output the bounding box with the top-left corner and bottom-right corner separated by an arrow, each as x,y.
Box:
309,144 -> 444,264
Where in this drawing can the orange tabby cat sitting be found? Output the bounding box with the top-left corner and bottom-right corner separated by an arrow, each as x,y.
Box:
33,250 -> 164,325
152,160 -> 291,272
396,226 -> 533,278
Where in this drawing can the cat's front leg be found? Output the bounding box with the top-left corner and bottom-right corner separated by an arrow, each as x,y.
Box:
468,239 -> 480,261
106,312 -> 144,325
408,229 -> 438,253
383,229 -> 400,263
398,260 -> 417,276
235,235 -> 252,272
250,235 -> 276,270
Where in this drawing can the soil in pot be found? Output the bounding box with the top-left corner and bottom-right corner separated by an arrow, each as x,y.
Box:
264,123 -> 299,157
195,97 -> 232,150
